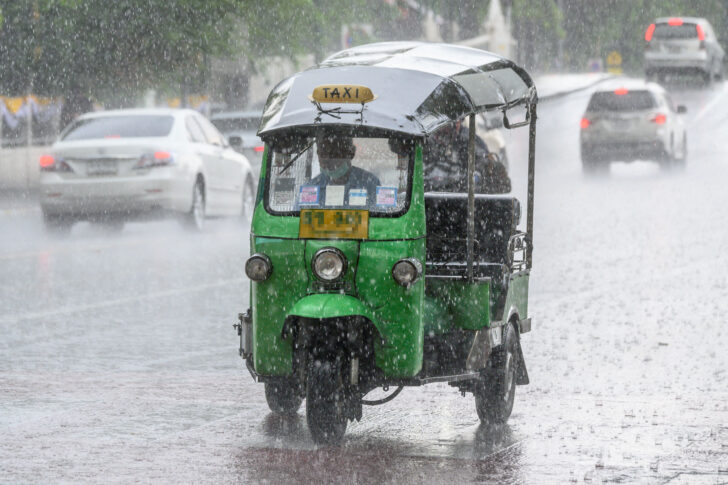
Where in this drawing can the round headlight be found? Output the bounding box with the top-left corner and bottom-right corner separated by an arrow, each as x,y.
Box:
392,258 -> 423,287
245,253 -> 272,281
312,248 -> 346,282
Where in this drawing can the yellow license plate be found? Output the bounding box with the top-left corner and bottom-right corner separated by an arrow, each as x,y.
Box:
299,209 -> 369,239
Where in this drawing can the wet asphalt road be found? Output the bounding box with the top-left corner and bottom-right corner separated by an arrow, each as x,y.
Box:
2,78 -> 728,484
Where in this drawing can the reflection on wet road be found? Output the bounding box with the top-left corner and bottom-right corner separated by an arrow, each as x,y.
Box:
2,78 -> 728,483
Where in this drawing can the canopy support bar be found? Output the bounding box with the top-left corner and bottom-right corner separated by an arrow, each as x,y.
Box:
526,103 -> 537,268
466,113 -> 476,281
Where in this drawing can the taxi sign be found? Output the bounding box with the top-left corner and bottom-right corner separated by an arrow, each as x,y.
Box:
299,209 -> 369,239
310,85 -> 376,104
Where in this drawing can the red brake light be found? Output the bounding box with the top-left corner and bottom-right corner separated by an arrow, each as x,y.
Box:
614,88 -> 629,96
667,18 -> 683,26
580,118 -> 590,129
154,151 -> 172,160
696,24 -> 706,41
645,23 -> 656,42
39,155 -> 55,168
652,114 -> 667,124
253,146 -> 264,153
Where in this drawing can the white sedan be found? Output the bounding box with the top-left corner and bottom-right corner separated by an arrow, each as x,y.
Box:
39,108 -> 256,233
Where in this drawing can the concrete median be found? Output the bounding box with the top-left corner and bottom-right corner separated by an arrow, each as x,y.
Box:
0,146 -> 44,192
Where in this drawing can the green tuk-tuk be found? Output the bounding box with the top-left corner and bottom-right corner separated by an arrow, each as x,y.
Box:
234,42 -> 537,444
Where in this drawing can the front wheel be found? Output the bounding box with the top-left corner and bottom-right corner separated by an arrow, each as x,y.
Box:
265,382 -> 303,415
475,323 -> 518,424
241,176 -> 255,226
306,359 -> 347,445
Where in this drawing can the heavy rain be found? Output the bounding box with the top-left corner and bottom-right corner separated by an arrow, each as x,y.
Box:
1,1 -> 727,483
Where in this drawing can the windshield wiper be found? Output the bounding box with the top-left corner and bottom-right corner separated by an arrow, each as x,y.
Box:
277,141 -> 315,175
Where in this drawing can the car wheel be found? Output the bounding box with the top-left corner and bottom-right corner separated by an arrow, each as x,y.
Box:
702,70 -> 712,86
241,176 -> 256,226
673,133 -> 687,169
42,212 -> 73,236
182,179 -> 205,231
582,158 -> 609,176
95,219 -> 125,234
306,359 -> 347,445
265,381 -> 303,415
474,322 -> 518,424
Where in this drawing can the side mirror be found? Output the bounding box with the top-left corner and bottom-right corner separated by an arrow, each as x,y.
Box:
228,135 -> 243,148
677,105 -> 687,114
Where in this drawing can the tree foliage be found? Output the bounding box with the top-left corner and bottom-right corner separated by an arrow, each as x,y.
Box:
0,0 -> 368,100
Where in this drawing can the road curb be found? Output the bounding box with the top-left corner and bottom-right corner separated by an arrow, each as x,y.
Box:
538,74 -> 625,101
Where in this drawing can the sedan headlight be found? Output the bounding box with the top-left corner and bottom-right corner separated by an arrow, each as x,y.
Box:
392,258 -> 423,287
245,253 -> 272,281
312,248 -> 347,282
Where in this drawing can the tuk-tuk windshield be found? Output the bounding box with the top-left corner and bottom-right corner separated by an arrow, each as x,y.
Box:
266,136 -> 412,215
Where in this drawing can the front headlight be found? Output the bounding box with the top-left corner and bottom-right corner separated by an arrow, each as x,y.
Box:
312,248 -> 347,282
392,258 -> 423,287
245,253 -> 272,281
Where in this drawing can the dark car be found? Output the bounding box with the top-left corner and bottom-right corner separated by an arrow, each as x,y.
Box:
210,110 -> 264,173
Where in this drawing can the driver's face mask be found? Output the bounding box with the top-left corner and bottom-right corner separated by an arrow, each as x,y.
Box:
320,158 -> 351,179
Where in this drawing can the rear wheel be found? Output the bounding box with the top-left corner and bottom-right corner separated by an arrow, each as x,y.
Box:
182,179 -> 205,231
265,382 -> 303,415
306,359 -> 347,445
42,212 -> 73,236
582,159 -> 609,176
95,219 -> 124,234
475,323 -> 518,424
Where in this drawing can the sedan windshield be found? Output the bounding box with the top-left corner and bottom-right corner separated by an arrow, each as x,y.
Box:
267,136 -> 412,215
62,115 -> 174,140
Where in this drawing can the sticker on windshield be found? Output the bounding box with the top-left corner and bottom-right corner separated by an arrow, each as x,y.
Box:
299,185 -> 320,206
349,188 -> 367,206
274,178 -> 295,206
376,187 -> 397,206
325,185 -> 345,206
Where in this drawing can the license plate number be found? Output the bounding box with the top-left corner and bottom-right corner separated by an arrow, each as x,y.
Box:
87,160 -> 117,175
299,209 -> 369,239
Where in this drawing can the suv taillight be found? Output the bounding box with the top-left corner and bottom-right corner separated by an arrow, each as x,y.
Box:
651,114 -> 667,125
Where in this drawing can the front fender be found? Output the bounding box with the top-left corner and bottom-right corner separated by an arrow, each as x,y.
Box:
286,294 -> 376,322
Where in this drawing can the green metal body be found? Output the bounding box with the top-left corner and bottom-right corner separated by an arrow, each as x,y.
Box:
425,279 -> 491,331
250,145 -> 427,378
248,144 -> 529,381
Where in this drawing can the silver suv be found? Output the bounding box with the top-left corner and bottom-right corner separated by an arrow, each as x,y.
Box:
644,17 -> 724,82
580,82 -> 687,173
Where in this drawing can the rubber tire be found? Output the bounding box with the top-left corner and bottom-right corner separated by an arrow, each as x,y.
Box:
306,359 -> 347,445
182,179 -> 205,231
42,212 -> 73,236
582,159 -> 609,176
95,220 -> 125,234
475,323 -> 518,425
241,176 -> 255,226
265,382 -> 303,415
673,133 -> 687,169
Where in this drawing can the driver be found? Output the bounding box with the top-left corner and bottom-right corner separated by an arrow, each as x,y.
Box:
307,135 -> 380,206
424,121 -> 511,194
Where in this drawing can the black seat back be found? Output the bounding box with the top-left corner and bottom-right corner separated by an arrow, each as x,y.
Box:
425,193 -> 520,267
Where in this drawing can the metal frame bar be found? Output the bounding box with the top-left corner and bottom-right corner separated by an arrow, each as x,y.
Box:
466,113 -> 476,281
526,103 -> 538,268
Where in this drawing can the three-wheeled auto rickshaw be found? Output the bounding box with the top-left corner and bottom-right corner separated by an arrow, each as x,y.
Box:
234,42 -> 538,444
